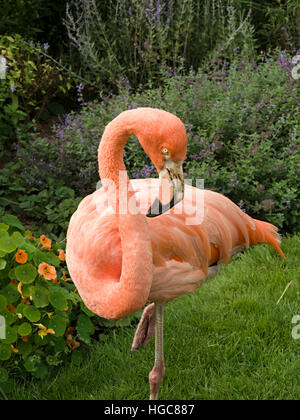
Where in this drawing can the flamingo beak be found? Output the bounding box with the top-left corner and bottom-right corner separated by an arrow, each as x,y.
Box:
146,161 -> 184,217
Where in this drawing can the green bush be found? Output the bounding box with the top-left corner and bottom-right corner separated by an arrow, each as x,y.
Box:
64,0 -> 255,93
0,215 -> 139,388
2,49 -> 300,235
0,34 -> 74,156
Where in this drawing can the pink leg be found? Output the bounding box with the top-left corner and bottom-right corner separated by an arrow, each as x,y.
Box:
131,303 -> 156,353
149,303 -> 165,400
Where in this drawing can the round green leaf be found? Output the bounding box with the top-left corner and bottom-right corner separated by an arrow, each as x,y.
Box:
0,232 -> 16,253
49,290 -> 67,311
0,284 -> 19,304
0,367 -> 8,383
23,306 -> 41,322
24,355 -> 41,372
15,263 -> 36,284
17,341 -> 32,357
2,326 -> 17,344
31,285 -> 49,308
1,214 -> 24,231
32,363 -> 48,379
0,223 -> 9,231
48,315 -> 67,337
0,344 -> 11,360
10,231 -> 25,248
17,322 -> 32,336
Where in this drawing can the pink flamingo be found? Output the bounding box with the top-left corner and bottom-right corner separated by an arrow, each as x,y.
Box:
66,108 -> 285,400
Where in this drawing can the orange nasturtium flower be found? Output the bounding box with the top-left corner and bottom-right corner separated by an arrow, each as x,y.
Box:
40,234 -> 52,249
38,262 -> 57,281
58,249 -> 66,261
15,249 -> 28,264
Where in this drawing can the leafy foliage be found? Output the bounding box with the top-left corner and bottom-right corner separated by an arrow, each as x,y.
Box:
0,34 -> 74,156
4,49 -> 298,233
0,215 -> 140,387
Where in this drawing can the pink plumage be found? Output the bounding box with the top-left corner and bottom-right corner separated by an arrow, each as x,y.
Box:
66,108 -> 285,399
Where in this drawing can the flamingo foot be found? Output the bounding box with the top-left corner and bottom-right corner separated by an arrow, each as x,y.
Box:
130,303 -> 156,353
149,362 -> 165,400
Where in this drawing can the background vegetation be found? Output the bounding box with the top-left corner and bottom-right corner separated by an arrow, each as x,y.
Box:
0,0 -> 299,399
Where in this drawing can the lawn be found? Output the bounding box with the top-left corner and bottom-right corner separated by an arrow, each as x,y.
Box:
7,234 -> 300,400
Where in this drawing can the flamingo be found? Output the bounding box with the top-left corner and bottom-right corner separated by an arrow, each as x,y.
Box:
66,107 -> 285,400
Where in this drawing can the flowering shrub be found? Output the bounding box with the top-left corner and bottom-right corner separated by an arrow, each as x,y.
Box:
0,34 -> 73,156
64,0 -> 255,92
11,49 -> 299,233
0,214 -> 139,389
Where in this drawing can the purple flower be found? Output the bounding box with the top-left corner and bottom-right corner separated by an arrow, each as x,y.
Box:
285,200 -> 291,205
129,6 -> 132,15
10,84 -> 17,92
43,43 -> 49,51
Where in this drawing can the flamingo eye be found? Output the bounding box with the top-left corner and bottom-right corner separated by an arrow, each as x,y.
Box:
161,147 -> 169,155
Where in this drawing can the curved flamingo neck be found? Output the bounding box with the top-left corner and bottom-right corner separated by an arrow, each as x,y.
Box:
95,110 -> 154,319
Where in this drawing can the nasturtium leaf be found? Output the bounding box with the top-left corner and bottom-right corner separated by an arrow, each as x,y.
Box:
2,326 -> 17,344
0,214 -> 25,231
34,332 -> 50,346
16,303 -> 27,315
10,231 -> 25,248
15,263 -> 36,284
31,285 -> 49,308
0,259 -> 6,270
0,223 -> 9,231
0,294 -> 7,310
0,367 -> 8,383
52,336 -> 67,352
17,341 -> 32,357
76,314 -> 95,344
0,284 -> 19,304
0,309 -> 15,326
48,315 -> 67,337
49,290 -> 67,311
0,344 -> 11,360
77,314 -> 95,335
21,284 -> 32,297
17,322 -> 32,336
0,231 -> 17,253
32,363 -> 48,379
24,354 -> 41,372
23,306 -> 41,322
8,268 -> 15,279
33,250 -> 60,267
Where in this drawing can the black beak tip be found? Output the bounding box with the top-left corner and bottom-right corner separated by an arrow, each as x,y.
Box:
146,197 -> 162,218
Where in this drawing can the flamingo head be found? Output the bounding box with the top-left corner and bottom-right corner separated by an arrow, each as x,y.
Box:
135,108 -> 187,217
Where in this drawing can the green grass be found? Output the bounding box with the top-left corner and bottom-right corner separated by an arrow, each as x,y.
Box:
4,234 -> 300,400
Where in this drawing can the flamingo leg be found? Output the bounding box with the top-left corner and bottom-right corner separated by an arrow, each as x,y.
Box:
149,303 -> 165,400
131,303 -> 156,353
